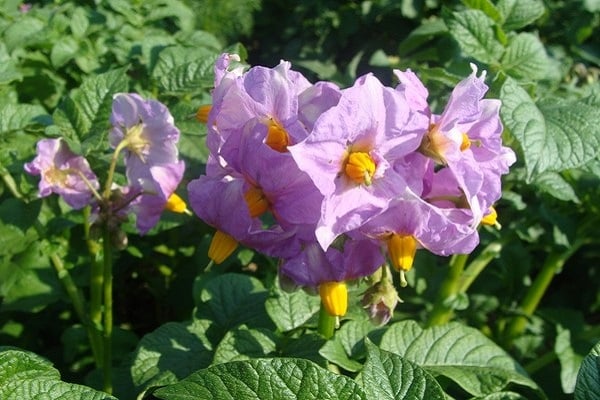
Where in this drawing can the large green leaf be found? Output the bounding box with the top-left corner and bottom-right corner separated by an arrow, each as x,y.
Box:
444,9 -> 504,65
212,325 -> 277,365
265,278 -> 320,332
52,68 -> 128,155
497,0 -> 545,30
319,319 -> 383,372
575,339 -> 600,400
129,319 -> 214,393
356,340 -> 445,400
501,33 -> 549,80
500,78 -> 600,180
153,358 -> 367,400
0,348 -> 116,400
379,321 -> 542,398
196,273 -> 273,331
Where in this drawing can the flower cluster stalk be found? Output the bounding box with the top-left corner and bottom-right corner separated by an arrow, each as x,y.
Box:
502,244 -> 582,346
427,241 -> 503,327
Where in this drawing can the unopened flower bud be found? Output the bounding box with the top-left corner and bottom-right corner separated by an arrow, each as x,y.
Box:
361,270 -> 401,325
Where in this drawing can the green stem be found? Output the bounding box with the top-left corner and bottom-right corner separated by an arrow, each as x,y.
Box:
49,253 -> 87,328
524,350 -> 557,374
426,253 -> 469,327
102,140 -> 128,199
502,245 -> 581,346
318,303 -> 336,339
83,207 -> 104,368
101,226 -> 114,394
457,241 -> 503,293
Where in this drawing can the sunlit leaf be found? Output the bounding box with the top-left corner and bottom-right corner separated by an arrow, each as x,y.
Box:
153,358 -> 367,400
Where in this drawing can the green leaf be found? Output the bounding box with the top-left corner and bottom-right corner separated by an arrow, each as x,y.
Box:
0,43 -> 22,85
533,171 -> 580,203
197,273 -> 273,331
0,348 -> 116,399
497,0 -> 545,30
52,68 -> 128,155
555,325 -> 585,394
356,340 -> 445,400
70,7 -> 89,38
379,321 -> 542,397
130,319 -> 214,392
500,78 -> 558,181
153,358 -> 367,400
461,0 -> 502,23
152,46 -> 218,94
444,9 -> 504,65
265,278 -> 320,332
501,33 -> 549,80
319,320 -> 382,372
278,333 -> 326,366
575,339 -> 600,400
212,326 -> 277,365
50,37 -> 80,69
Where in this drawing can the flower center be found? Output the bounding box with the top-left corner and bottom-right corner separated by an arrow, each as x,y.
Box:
319,281 -> 348,317
460,132 -> 471,151
264,118 -> 290,152
43,167 -> 69,187
344,152 -> 376,185
125,123 -> 150,161
208,230 -> 238,264
244,186 -> 270,218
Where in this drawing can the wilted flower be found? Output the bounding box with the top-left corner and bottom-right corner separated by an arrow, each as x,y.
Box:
24,138 -> 99,209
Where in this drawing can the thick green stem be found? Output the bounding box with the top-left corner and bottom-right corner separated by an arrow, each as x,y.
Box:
318,303 -> 336,339
101,227 -> 113,394
426,253 -> 469,327
502,245 -> 581,346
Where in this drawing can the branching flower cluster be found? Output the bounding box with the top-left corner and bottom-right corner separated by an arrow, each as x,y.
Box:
26,93 -> 186,241
188,53 -> 515,322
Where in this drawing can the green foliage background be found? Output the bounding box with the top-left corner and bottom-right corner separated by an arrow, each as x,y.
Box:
0,0 -> 599,399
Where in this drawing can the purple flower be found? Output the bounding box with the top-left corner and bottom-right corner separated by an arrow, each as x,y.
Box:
24,138 -> 99,209
206,55 -> 340,168
288,73 -> 430,249
394,64 -> 516,223
109,93 -> 185,233
109,93 -> 184,182
279,236 -> 384,288
187,170 -> 302,259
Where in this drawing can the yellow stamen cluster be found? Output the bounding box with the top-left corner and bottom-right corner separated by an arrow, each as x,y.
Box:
164,193 -> 188,214
481,206 -> 501,228
244,186 -> 270,218
125,124 -> 150,160
344,152 -> 376,185
208,230 -> 238,264
43,167 -> 69,187
460,133 -> 472,151
196,105 -> 212,123
387,234 -> 417,286
265,119 -> 290,152
319,281 -> 348,317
